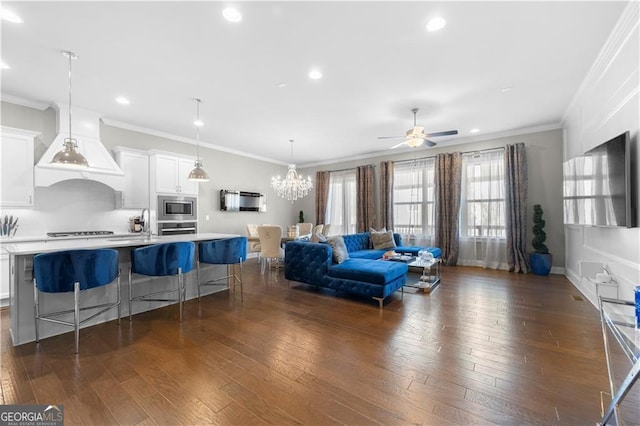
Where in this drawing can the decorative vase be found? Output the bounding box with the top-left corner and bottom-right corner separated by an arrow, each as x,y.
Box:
530,253 -> 552,276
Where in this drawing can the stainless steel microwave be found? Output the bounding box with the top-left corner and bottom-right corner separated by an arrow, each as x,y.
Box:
157,195 -> 197,221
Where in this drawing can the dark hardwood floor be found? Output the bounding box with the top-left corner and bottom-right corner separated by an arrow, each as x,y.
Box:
0,263 -> 615,425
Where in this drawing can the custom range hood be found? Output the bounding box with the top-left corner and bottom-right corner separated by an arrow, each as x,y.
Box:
35,102 -> 125,191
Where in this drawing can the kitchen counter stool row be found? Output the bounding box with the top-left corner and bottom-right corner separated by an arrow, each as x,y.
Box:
32,237 -> 247,353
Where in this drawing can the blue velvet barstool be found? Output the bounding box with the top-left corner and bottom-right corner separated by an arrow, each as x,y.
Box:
33,249 -> 120,354
197,237 -> 247,301
128,241 -> 195,322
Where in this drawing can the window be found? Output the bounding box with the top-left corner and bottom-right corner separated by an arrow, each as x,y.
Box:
460,149 -> 505,238
326,170 -> 356,235
392,159 -> 435,236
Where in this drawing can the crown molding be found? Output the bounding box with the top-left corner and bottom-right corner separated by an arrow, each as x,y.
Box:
298,122 -> 562,169
101,117 -> 287,165
562,1 -> 639,122
0,93 -> 50,110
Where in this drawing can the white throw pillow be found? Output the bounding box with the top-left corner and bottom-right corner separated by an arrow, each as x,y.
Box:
326,235 -> 349,264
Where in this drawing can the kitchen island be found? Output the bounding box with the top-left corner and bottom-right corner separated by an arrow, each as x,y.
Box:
2,232 -> 240,346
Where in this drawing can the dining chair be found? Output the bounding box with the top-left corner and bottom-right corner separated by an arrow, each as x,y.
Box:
33,248 -> 121,354
129,241 -> 195,322
257,225 -> 285,274
246,224 -> 262,262
313,224 -> 324,235
321,224 -> 332,236
297,222 -> 313,240
197,237 -> 247,301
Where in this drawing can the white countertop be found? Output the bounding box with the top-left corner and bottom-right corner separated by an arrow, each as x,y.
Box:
1,232 -> 240,256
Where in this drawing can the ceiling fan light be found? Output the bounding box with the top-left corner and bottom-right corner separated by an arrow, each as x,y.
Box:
406,138 -> 423,148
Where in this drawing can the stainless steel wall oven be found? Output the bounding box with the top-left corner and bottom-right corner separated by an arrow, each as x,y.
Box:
157,221 -> 197,236
157,195 -> 197,222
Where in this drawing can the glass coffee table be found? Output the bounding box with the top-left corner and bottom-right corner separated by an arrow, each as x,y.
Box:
405,257 -> 442,293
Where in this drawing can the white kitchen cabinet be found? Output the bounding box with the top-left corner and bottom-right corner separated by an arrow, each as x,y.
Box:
0,127 -> 39,207
150,152 -> 198,195
113,147 -> 149,208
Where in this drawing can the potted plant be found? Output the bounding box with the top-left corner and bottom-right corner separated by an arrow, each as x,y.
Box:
530,204 -> 552,275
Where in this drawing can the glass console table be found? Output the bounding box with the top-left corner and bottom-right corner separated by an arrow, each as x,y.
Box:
598,297 -> 640,425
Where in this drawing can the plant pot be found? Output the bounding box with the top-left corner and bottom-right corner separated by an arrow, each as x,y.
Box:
530,253 -> 552,276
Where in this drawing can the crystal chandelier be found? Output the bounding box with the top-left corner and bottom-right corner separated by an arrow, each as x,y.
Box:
271,139 -> 313,202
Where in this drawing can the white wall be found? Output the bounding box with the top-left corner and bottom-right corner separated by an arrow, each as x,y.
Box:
0,101 -> 301,237
298,127 -> 566,270
562,2 -> 640,305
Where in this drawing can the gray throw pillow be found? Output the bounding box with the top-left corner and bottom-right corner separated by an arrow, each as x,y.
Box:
327,235 -> 349,264
370,229 -> 396,250
310,233 -> 327,243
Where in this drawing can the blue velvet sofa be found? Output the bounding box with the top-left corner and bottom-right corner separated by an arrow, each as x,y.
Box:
284,232 -> 441,308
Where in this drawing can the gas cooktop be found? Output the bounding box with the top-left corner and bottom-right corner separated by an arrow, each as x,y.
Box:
47,230 -> 115,238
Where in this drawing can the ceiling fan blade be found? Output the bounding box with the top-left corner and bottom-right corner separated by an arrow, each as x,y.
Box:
425,129 -> 458,137
377,136 -> 405,140
390,141 -> 407,149
423,139 -> 437,147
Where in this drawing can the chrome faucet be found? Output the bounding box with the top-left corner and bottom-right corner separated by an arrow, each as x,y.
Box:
140,208 -> 150,236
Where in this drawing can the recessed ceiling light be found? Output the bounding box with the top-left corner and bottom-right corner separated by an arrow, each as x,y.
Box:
1,7 -> 23,24
222,7 -> 242,23
1,62 -> 9,70
308,69 -> 323,80
470,128 -> 480,133
426,16 -> 446,32
115,96 -> 130,105
276,82 -> 287,88
501,86 -> 513,93
193,119 -> 204,127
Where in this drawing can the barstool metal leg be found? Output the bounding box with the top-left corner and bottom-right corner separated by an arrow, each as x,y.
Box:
117,274 -> 121,325
74,282 -> 80,354
239,259 -> 244,301
128,266 -> 133,321
33,279 -> 40,344
197,260 -> 201,301
178,267 -> 183,323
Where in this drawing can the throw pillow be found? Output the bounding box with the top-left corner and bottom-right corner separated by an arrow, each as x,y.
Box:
326,235 -> 349,264
370,229 -> 396,250
310,233 -> 327,243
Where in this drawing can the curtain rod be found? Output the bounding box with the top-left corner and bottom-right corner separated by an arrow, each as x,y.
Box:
323,164 -> 376,174
393,146 -> 505,165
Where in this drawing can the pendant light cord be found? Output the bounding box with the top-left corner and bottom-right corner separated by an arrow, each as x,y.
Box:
68,53 -> 72,141
195,99 -> 201,161
62,51 -> 78,145
289,139 -> 294,163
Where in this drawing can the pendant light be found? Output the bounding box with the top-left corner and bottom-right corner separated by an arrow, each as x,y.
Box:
187,98 -> 210,182
50,50 -> 88,168
270,139 -> 313,202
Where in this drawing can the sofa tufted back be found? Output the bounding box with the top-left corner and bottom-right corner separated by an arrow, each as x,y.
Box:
341,232 -> 403,252
284,241 -> 332,285
342,233 -> 370,252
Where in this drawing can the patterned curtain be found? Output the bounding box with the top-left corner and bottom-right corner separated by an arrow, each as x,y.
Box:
356,165 -> 375,232
434,152 -> 462,266
315,171 -> 330,225
379,161 -> 394,230
504,143 -> 529,273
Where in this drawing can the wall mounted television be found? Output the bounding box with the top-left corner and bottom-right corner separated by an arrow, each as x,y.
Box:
563,131 -> 635,227
220,190 -> 266,212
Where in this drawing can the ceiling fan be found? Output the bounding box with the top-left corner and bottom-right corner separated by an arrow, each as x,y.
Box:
378,108 -> 458,149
